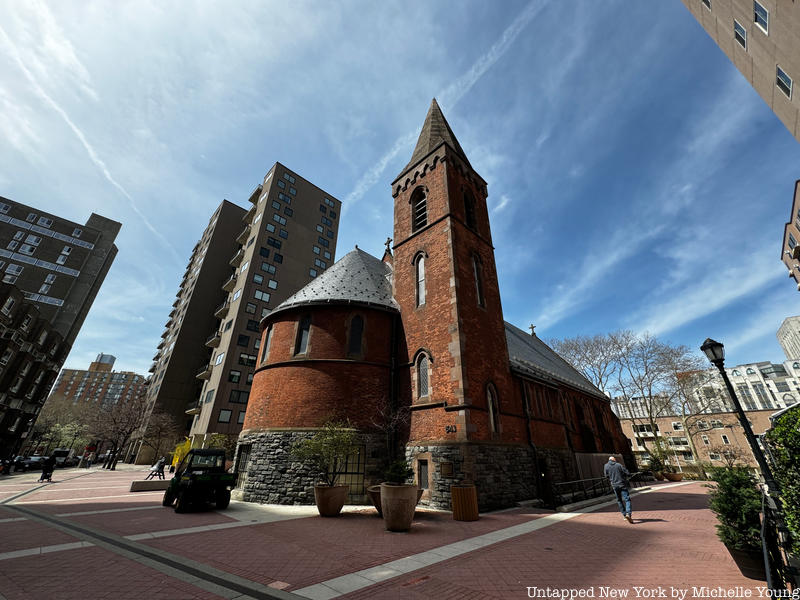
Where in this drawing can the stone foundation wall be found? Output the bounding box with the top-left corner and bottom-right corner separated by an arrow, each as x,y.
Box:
234,429 -> 386,505
405,443 -> 538,511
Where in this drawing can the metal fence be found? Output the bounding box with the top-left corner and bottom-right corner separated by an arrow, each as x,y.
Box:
551,473 -> 648,506
761,491 -> 799,591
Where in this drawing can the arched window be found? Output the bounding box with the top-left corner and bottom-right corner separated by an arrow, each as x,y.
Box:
261,325 -> 273,364
464,190 -> 477,230
417,353 -> 430,400
487,384 -> 499,433
415,253 -> 426,307
348,315 -> 364,357
472,254 -> 485,307
793,362 -> 799,369
732,370 -> 741,376
783,393 -> 795,404
411,187 -> 427,232
746,368 -> 755,375
294,315 -> 311,355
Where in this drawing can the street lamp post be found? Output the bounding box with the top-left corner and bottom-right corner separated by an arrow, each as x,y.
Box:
700,338 -> 778,494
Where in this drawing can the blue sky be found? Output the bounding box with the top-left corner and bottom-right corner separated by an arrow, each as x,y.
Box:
1,0 -> 798,375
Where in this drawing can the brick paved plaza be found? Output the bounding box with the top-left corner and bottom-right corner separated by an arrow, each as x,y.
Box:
0,467 -> 765,599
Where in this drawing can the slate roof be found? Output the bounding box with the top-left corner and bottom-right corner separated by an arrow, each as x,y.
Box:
269,247 -> 398,317
504,322 -> 608,400
394,98 -> 473,182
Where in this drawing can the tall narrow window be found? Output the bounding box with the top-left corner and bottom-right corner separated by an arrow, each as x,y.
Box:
472,255 -> 485,307
417,354 -> 429,400
415,254 -> 426,307
294,316 -> 311,355
348,315 -> 364,356
464,191 -> 477,230
411,188 -> 427,232
487,384 -> 499,433
754,1 -> 768,33
261,325 -> 273,363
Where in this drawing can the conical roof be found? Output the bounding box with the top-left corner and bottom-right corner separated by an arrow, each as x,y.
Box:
268,247 -> 398,318
394,98 -> 472,182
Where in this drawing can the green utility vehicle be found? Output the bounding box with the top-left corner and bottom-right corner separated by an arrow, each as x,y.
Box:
162,448 -> 236,513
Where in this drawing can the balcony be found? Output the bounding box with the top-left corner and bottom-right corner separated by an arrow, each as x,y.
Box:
229,249 -> 245,267
148,364 -> 156,373
214,301 -> 230,319
157,338 -> 165,349
242,204 -> 256,224
205,331 -> 221,348
222,273 -> 238,292
152,352 -> 161,362
196,363 -> 213,380
172,297 -> 180,308
185,402 -> 202,416
235,225 -> 251,245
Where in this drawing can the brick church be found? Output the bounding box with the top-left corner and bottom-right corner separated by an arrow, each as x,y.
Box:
236,100 -> 632,510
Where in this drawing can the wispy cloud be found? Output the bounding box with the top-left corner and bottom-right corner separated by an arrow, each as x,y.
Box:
721,289 -> 793,360
627,249 -> 783,336
0,18 -> 182,265
344,0 -> 550,212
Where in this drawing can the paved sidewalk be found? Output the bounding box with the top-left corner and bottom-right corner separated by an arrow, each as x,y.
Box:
0,470 -> 766,600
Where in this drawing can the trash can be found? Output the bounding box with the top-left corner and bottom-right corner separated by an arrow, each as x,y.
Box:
451,483 -> 479,521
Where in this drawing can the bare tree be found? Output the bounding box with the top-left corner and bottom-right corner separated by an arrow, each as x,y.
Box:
708,444 -> 748,468
548,334 -> 618,395
139,409 -> 182,462
86,396 -> 146,469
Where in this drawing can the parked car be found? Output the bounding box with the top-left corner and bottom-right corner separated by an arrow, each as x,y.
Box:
22,456 -> 46,471
52,449 -> 78,468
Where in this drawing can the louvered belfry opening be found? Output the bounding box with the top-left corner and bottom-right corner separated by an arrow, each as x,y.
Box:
411,188 -> 427,232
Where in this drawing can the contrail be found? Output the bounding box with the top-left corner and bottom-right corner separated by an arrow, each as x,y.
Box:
0,25 -> 182,265
344,0 -> 549,212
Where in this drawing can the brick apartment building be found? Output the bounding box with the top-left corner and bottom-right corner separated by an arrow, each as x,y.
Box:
236,100 -> 632,511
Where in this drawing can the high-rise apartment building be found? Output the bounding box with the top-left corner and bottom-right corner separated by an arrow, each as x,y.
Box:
780,180 -> 800,286
136,163 -> 340,461
0,196 -> 120,456
47,353 -> 147,408
777,314 -> 800,359
681,0 -> 800,143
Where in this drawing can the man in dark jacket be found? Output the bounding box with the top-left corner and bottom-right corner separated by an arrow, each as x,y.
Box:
604,456 -> 633,523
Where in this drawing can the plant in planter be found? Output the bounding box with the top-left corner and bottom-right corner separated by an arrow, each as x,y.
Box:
648,454 -> 665,480
380,459 -> 418,532
291,420 -> 357,517
706,466 -> 765,580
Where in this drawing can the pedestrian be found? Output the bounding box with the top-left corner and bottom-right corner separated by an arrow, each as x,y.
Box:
604,456 -> 633,523
39,455 -> 56,482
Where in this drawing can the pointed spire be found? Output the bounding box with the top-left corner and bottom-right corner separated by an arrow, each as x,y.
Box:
395,98 -> 472,181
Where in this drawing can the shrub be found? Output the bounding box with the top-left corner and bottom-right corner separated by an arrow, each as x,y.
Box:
765,406 -> 800,555
706,467 -> 761,551
383,459 -> 414,484
291,421 -> 357,487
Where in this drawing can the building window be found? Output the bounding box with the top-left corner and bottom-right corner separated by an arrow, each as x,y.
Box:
245,303 -> 256,314
754,1 -> 768,34
218,410 -> 232,423
464,190 -> 477,230
472,255 -> 485,307
709,453 -> 722,461
253,273 -> 264,285
702,0 -> 711,9
672,422 -> 683,431
295,315 -> 311,355
417,353 -> 429,400
214,353 -> 225,366
274,254 -> 283,263
239,353 -> 257,367
261,262 -> 276,275
711,419 -> 724,429
238,411 -> 246,424
777,66 -> 793,99
411,187 -> 427,232
701,434 -> 710,446
230,390 -> 249,404
262,325 -> 273,363
309,268 -> 318,278
746,368 -> 755,375
487,384 -> 500,433
268,280 -> 278,290
415,253 -> 426,307
721,434 -> 730,445
418,459 -> 429,489
237,334 -> 250,347
72,228 -> 82,237
348,315 -> 364,357
232,289 -> 242,301
734,19 -> 746,48
204,389 -> 215,403
228,370 -> 241,383
254,290 -> 270,302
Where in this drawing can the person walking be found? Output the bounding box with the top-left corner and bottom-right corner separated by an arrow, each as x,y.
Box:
604,456 -> 633,523
39,455 -> 56,483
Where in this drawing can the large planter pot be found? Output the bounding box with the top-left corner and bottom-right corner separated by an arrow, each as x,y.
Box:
314,485 -> 348,517
380,483 -> 418,532
727,546 -> 766,580
653,471 -> 665,481
367,485 -> 382,517
663,472 -> 683,482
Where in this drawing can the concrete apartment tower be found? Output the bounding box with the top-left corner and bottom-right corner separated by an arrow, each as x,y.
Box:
680,0 -> 800,143
0,196 -> 120,456
137,164 -> 340,462
777,315 -> 800,359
